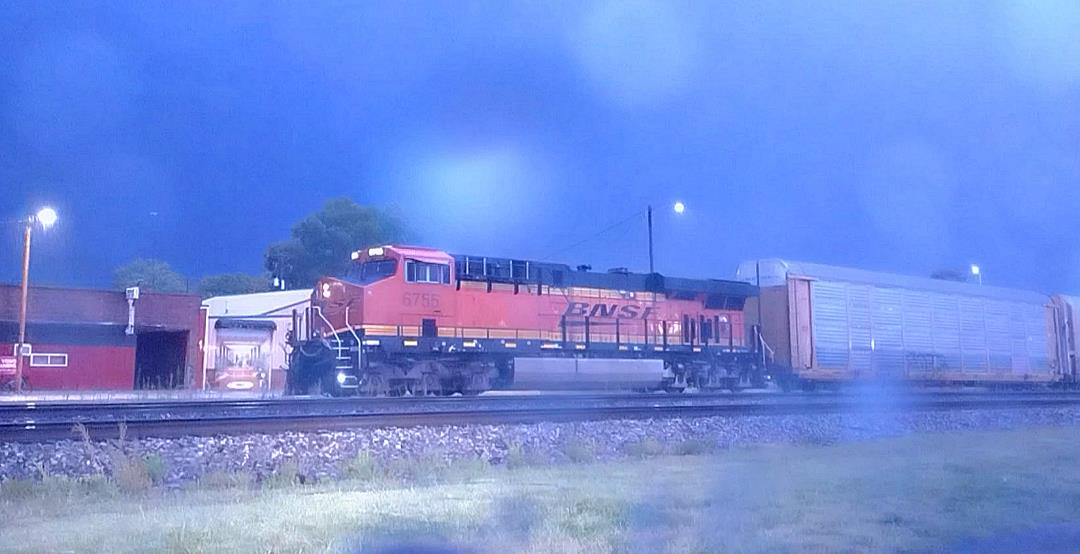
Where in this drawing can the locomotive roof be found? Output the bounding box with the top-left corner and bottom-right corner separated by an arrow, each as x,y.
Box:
451,252 -> 756,298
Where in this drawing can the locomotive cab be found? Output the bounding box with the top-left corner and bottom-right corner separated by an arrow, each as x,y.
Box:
291,246 -> 460,395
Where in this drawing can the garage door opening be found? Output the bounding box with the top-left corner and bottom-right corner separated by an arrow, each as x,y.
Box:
135,331 -> 187,389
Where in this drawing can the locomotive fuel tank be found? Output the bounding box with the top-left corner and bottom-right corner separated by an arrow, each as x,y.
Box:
506,358 -> 666,390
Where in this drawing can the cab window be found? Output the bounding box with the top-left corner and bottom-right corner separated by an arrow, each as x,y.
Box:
346,259 -> 397,284
405,260 -> 451,284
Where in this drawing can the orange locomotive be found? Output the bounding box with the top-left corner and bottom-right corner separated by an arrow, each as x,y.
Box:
287,245 -> 762,395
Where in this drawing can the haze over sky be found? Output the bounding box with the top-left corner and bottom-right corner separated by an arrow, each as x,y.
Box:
2,1 -> 1079,293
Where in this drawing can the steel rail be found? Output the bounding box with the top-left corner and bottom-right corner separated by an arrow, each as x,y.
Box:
3,389 -> 1080,414
1,395 -> 1077,442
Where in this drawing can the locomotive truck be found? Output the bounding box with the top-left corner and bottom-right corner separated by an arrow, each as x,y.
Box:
286,245 -> 764,396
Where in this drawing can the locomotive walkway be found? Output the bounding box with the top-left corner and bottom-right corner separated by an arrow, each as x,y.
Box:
3,391 -> 1080,442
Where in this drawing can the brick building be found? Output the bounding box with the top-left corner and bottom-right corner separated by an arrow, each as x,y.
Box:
0,284 -> 205,390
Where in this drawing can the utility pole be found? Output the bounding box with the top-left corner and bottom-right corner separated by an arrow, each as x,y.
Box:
15,221 -> 32,394
12,207 -> 58,394
647,205 -> 654,274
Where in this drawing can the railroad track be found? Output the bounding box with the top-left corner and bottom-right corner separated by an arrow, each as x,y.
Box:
4,389 -> 1080,413
2,392 -> 1079,442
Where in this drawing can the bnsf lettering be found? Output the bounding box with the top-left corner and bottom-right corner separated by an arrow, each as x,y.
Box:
590,304 -> 618,318
563,302 -> 655,320
565,302 -> 589,317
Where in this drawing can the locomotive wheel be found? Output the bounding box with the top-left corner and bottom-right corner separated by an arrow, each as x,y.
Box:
362,374 -> 388,396
416,373 -> 441,396
307,375 -> 327,397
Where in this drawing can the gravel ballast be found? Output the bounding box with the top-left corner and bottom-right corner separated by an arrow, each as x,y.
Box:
3,407 -> 1080,485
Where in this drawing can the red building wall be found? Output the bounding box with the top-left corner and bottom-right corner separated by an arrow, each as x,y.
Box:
19,344 -> 135,389
0,284 -> 203,391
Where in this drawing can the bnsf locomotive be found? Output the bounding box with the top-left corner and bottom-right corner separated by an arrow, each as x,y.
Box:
286,245 -> 763,396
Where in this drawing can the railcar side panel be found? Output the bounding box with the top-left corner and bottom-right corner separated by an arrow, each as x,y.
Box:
738,259 -> 1066,386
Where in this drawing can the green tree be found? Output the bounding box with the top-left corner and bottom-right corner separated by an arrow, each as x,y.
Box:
113,259 -> 188,293
265,198 -> 411,288
198,273 -> 268,298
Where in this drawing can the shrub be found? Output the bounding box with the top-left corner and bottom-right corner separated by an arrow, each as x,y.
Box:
560,440 -> 596,464
673,439 -> 711,456
621,438 -> 665,458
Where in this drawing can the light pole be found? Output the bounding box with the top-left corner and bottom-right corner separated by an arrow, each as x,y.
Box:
647,202 -> 685,274
970,264 -> 982,286
14,207 -> 58,394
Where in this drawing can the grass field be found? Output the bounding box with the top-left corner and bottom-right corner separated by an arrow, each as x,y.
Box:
3,426 -> 1080,553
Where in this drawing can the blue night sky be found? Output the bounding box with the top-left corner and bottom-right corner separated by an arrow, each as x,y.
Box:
2,1 -> 1079,293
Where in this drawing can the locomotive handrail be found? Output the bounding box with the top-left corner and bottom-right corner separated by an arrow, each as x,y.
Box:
343,306 -> 362,345
312,306 -> 342,345
755,327 -> 775,368
760,335 -> 775,357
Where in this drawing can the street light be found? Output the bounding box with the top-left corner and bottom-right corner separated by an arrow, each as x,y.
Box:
35,207 -> 58,228
646,202 -> 686,273
970,264 -> 982,286
14,207 -> 58,394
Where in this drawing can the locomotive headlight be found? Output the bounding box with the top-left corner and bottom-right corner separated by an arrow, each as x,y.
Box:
321,282 -> 332,298
350,251 -> 361,260
336,371 -> 347,385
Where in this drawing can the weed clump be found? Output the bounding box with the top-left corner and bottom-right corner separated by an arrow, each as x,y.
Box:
621,438 -> 665,458
673,439 -> 711,456
265,459 -> 302,488
383,452 -> 492,486
142,453 -> 168,485
504,443 -> 549,469
111,452 -> 152,494
556,497 -> 628,537
198,470 -> 252,490
342,451 -> 388,484
560,439 -> 596,464
0,472 -> 119,503
0,478 -> 41,500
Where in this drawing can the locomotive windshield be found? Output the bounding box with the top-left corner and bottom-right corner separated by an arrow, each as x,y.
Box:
346,258 -> 397,284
